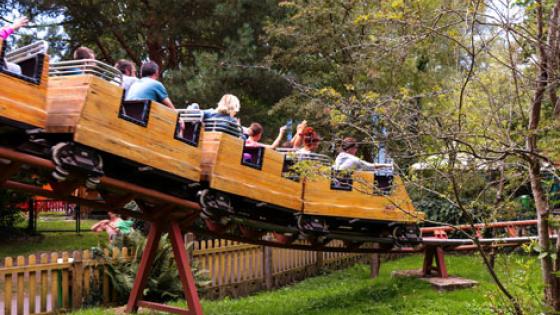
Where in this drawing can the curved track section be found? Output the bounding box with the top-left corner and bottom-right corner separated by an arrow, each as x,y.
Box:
0,146 -> 545,253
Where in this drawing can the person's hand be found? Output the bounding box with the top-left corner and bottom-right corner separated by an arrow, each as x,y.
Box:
296,120 -> 307,133
279,126 -> 287,134
12,17 -> 29,30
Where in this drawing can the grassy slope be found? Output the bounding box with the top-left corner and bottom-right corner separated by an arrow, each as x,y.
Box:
69,254 -> 543,315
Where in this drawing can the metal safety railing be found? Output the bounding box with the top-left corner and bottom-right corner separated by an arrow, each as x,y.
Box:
276,148 -> 333,166
5,40 -> 49,64
49,59 -> 123,85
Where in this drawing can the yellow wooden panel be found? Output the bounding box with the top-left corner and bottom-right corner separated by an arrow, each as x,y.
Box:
303,172 -> 424,223
202,132 -> 303,211
72,75 -> 202,182
46,76 -> 91,132
0,39 -> 48,128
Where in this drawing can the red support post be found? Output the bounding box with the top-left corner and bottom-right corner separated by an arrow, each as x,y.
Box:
421,246 -> 448,278
169,222 -> 203,315
126,223 -> 163,313
125,222 -> 203,315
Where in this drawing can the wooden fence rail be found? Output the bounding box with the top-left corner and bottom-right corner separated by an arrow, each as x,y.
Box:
1,236 -> 366,315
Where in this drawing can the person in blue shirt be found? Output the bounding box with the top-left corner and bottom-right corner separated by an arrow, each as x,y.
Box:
126,61 -> 175,109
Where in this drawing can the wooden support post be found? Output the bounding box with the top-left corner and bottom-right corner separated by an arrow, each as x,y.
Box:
315,251 -> 323,274
370,254 -> 381,279
75,204 -> 81,234
263,242 -> 274,290
422,246 -> 448,278
27,198 -> 35,233
185,232 -> 195,263
126,222 -> 202,315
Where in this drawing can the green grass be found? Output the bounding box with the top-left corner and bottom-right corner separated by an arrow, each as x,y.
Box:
35,218 -> 97,231
68,254 -> 544,315
0,232 -> 107,258
1,219 -> 106,258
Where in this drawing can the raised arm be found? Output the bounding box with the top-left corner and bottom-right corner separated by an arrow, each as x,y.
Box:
269,126 -> 287,149
290,120 -> 307,148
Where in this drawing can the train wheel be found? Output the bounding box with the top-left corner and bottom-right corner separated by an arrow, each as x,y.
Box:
198,189 -> 233,213
297,215 -> 328,239
392,224 -> 422,247
51,142 -> 104,188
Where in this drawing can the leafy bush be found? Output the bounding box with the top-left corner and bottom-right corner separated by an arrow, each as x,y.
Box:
0,189 -> 27,237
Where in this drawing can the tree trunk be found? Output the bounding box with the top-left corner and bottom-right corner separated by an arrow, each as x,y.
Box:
528,1 -> 560,310
528,160 -> 557,308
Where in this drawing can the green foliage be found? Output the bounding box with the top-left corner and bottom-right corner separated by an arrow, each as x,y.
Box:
413,193 -> 463,225
89,231 -> 209,305
0,187 -> 28,238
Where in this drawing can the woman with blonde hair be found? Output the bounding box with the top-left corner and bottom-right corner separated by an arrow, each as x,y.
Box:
203,94 -> 240,124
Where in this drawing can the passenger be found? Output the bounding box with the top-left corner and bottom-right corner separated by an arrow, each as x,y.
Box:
73,46 -> 95,60
334,137 -> 378,171
115,214 -> 134,235
0,16 -> 28,40
203,94 -> 240,125
66,46 -> 95,75
126,61 -> 175,109
289,120 -> 308,149
1,16 -> 29,75
297,127 -> 321,154
245,122 -> 287,149
115,59 -> 138,96
91,211 -> 121,241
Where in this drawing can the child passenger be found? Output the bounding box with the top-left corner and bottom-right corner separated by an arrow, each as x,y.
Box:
245,122 -> 287,149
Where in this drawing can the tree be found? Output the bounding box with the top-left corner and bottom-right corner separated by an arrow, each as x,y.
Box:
264,0 -> 560,313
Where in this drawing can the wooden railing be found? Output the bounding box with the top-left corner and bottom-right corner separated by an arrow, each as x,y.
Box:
1,238 -> 366,314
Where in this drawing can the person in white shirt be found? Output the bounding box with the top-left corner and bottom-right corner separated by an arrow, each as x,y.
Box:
115,59 -> 138,96
334,137 -> 378,171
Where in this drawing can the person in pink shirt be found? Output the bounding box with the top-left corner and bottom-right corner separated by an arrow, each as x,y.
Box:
0,16 -> 29,40
245,122 -> 287,149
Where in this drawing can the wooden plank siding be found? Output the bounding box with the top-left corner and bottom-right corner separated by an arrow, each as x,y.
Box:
0,39 -> 49,129
201,132 -> 303,211
303,172 -> 425,223
46,75 -> 202,182
46,76 -> 91,133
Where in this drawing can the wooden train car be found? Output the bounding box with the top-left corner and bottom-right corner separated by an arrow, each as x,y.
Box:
303,170 -> 421,221
45,60 -> 202,189
0,53 -> 424,244
0,40 -> 50,131
197,122 -> 303,229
